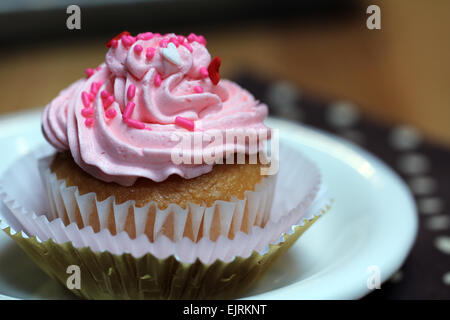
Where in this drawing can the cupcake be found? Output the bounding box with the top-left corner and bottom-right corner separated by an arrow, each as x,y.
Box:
0,31 -> 327,299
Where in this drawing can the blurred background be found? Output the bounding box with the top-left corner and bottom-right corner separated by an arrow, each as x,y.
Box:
0,0 -> 450,300
0,0 -> 449,146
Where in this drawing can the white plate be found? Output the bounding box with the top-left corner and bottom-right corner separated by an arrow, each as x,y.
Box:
0,109 -> 417,300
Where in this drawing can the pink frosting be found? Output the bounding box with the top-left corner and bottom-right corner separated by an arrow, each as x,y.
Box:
42,32 -> 269,186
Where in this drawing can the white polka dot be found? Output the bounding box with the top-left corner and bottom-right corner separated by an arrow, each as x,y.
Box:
443,272 -> 450,285
389,125 -> 422,151
390,270 -> 403,283
326,101 -> 359,128
426,215 -> 450,231
418,197 -> 444,215
266,82 -> 302,119
397,153 -> 430,175
434,236 -> 450,255
409,176 -> 437,195
338,129 -> 365,145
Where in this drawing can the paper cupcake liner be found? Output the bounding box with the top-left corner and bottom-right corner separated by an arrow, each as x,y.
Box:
38,156 -> 278,243
0,142 -> 331,299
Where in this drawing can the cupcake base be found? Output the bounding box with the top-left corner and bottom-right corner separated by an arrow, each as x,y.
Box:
3,215 -> 321,299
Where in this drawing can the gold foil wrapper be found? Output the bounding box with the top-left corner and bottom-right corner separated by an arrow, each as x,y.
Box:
2,215 -> 321,300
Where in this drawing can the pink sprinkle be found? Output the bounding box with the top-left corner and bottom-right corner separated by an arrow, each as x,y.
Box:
123,101 -> 136,119
146,47 -> 155,60
133,45 -> 143,54
100,90 -> 110,99
154,33 -> 161,38
127,84 -> 136,100
88,92 -> 95,101
187,33 -> 196,43
193,86 -> 203,93
169,37 -> 179,47
81,91 -> 91,108
105,108 -> 117,119
81,108 -> 94,117
197,35 -> 207,46
137,32 -> 153,40
182,42 -> 193,52
111,39 -> 118,48
85,118 -> 94,127
177,35 -> 185,43
159,38 -> 169,48
124,118 -> 146,130
85,68 -> 94,78
154,73 -> 161,87
175,116 -> 194,131
121,35 -> 135,47
95,66 -> 102,71
90,82 -> 99,94
199,67 -> 208,78
103,95 -> 114,108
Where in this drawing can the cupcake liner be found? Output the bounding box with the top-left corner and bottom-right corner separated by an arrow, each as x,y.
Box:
0,142 -> 331,299
38,155 -> 278,242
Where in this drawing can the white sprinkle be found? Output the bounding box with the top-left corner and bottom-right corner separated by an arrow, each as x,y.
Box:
426,215 -> 450,231
161,42 -> 181,66
397,153 -> 430,175
326,101 -> 359,128
434,236 -> 450,255
389,125 -> 422,151
409,176 -> 437,195
418,197 -> 444,215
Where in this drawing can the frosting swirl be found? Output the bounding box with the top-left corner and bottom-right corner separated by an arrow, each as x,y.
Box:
42,32 -> 269,186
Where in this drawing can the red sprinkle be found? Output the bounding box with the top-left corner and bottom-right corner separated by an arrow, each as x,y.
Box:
146,47 -> 155,60
124,118 -> 146,130
85,118 -> 94,127
199,67 -> 208,78
105,108 -> 117,119
127,84 -> 136,100
175,116 -> 195,131
103,95 -> 114,108
207,57 -> 221,85
85,68 -> 94,78
154,73 -> 162,87
81,91 -> 91,108
106,31 -> 130,48
123,101 -> 135,119
81,108 -> 94,117
134,44 -> 143,54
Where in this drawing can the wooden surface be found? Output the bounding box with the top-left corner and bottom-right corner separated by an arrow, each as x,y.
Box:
0,0 -> 449,146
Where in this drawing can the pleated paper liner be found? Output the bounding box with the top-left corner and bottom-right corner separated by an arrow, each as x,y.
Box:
1,214 -> 326,299
0,142 -> 330,299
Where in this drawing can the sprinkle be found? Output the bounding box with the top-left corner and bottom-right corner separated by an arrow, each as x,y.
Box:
103,95 -> 114,108
111,39 -> 118,48
100,90 -> 110,99
105,108 -> 117,119
187,33 -> 196,43
159,38 -> 169,48
122,35 -> 136,47
95,66 -> 102,71
123,101 -> 136,119
88,92 -> 95,101
197,35 -> 207,46
207,57 -> 221,85
90,82 -> 99,94
169,37 -> 179,47
81,91 -> 91,108
124,118 -> 146,130
81,108 -> 94,117
137,32 -> 153,40
85,118 -> 94,127
154,73 -> 162,87
106,31 -> 130,48
85,68 -> 94,78
177,35 -> 185,43
154,33 -> 161,38
127,84 -> 136,100
182,42 -> 193,52
133,44 -> 143,54
175,116 -> 194,131
145,47 -> 155,60
199,67 -> 208,78
193,86 -> 203,93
